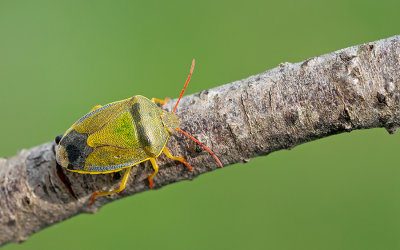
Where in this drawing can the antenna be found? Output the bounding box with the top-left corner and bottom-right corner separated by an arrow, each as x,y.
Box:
172,59 -> 195,114
178,128 -> 223,168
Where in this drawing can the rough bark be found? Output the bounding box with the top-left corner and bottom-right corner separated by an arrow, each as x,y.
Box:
1,35 -> 399,246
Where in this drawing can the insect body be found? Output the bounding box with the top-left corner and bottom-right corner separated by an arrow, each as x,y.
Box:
55,60 -> 222,205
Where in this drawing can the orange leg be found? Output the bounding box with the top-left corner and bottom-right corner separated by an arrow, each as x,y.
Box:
147,150 -> 192,189
151,97 -> 170,105
148,158 -> 159,188
89,167 -> 132,206
89,105 -> 102,112
163,146 -> 193,170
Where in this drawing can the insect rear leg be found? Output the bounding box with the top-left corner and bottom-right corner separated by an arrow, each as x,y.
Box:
151,97 -> 170,105
89,167 -> 132,206
90,105 -> 102,112
162,146 -> 193,170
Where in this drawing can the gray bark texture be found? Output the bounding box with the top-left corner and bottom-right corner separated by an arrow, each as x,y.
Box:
1,35 -> 400,246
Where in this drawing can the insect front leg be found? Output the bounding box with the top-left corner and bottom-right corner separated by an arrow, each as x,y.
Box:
162,146 -> 193,170
89,167 -> 132,205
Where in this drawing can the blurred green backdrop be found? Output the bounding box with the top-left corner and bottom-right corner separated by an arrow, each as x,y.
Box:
1,0 -> 399,249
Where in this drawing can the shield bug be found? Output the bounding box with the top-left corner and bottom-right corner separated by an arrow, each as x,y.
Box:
55,59 -> 223,205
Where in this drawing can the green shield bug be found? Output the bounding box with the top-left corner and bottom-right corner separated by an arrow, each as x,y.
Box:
55,59 -> 223,205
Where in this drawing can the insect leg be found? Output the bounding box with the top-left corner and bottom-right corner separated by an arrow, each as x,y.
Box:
89,105 -> 102,112
162,147 -> 193,170
151,97 -> 170,105
89,167 -> 132,206
148,158 -> 159,189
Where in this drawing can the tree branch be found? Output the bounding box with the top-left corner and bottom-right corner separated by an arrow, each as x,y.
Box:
1,35 -> 399,246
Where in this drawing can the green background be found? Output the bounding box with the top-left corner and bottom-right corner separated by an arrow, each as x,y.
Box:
1,0 -> 399,249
